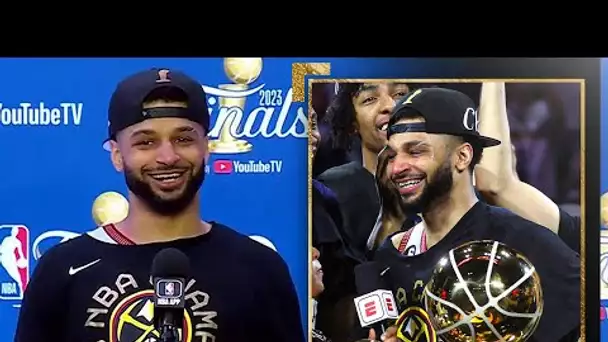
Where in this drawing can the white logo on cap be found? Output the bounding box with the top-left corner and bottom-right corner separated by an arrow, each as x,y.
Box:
403,89 -> 423,105
156,69 -> 171,83
462,107 -> 479,132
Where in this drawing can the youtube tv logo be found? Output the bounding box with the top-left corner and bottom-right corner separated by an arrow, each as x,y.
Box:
213,160 -> 233,174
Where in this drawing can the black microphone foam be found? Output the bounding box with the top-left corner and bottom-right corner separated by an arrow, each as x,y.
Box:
354,261 -> 399,333
354,261 -> 387,295
151,247 -> 191,279
151,248 -> 190,341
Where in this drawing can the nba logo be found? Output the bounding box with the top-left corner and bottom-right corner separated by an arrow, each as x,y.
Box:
165,282 -> 175,296
0,225 -> 29,300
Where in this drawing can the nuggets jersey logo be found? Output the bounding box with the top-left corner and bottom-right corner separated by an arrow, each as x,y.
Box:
395,306 -> 437,342
85,270 -> 218,342
0,225 -> 29,300
109,289 -> 193,342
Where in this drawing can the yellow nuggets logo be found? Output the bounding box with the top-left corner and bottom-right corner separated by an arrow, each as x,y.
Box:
108,290 -> 193,342
395,306 -> 437,342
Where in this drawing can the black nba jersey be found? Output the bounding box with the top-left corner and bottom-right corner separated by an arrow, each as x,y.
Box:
374,202 -> 580,342
15,223 -> 304,342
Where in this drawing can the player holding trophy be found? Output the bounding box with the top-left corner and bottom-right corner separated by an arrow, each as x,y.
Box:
370,88 -> 580,342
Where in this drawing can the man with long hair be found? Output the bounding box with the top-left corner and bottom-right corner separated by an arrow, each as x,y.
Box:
319,82 -> 420,261
367,146 -> 408,251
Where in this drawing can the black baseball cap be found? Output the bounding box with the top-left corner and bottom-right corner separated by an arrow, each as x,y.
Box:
102,68 -> 210,151
387,87 -> 501,147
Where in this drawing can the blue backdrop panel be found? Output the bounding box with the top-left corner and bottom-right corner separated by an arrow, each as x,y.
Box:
0,58 -> 312,339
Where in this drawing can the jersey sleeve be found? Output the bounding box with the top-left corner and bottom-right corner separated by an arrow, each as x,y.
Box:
508,220 -> 580,342
257,251 -> 305,342
15,245 -> 68,342
557,208 -> 581,254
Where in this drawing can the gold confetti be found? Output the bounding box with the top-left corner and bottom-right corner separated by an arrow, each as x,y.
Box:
291,63 -> 331,102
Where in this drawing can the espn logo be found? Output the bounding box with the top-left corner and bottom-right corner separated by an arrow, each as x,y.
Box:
213,160 -> 233,174
353,290 -> 399,326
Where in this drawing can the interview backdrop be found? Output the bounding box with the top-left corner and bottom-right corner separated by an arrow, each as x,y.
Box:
0,57 -> 323,340
0,58 -> 598,341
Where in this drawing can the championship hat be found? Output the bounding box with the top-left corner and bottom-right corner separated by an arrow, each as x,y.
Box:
102,68 -> 209,151
387,87 -> 501,147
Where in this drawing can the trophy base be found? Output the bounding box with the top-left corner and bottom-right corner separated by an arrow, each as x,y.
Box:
208,139 -> 253,154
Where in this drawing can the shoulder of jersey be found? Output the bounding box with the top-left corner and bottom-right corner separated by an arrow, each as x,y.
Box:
54,232 -> 95,250
484,204 -> 555,240
45,224 -> 131,255
37,230 -> 98,263
485,204 -> 536,229
213,223 -> 278,255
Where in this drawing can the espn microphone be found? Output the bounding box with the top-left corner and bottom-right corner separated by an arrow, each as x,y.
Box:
353,262 -> 399,340
151,248 -> 191,342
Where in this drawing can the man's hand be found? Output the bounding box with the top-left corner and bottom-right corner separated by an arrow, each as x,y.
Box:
366,326 -> 399,341
380,326 -> 399,341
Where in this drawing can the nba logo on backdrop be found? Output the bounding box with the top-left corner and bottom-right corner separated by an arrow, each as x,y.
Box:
0,225 -> 29,300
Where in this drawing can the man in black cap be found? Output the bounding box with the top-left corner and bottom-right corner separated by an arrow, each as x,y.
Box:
15,68 -> 304,342
365,88 -> 580,342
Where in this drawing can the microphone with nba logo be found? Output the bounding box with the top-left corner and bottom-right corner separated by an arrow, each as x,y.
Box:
151,248 -> 190,342
353,262 -> 399,341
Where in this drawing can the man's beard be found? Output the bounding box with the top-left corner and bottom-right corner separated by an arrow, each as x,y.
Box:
400,158 -> 453,214
124,161 -> 206,216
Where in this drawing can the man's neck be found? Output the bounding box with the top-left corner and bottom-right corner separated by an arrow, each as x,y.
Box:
361,146 -> 380,176
117,195 -> 210,244
422,183 -> 478,249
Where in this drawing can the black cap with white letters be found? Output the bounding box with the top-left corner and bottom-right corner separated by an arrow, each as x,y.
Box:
387,87 -> 501,148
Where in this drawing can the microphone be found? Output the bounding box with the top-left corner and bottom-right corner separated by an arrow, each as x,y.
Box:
151,248 -> 191,342
353,262 -> 399,338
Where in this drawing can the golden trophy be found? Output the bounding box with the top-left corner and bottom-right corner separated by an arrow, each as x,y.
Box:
92,191 -> 129,226
423,241 -> 543,342
208,57 -> 263,154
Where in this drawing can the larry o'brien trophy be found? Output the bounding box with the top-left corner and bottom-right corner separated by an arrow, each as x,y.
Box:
422,240 -> 543,342
91,191 -> 129,226
208,57 -> 263,154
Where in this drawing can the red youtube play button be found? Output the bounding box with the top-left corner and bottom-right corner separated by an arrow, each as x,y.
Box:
213,160 -> 233,174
